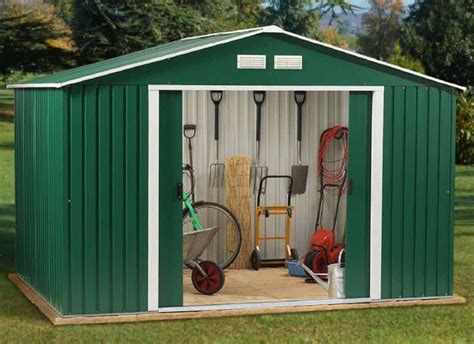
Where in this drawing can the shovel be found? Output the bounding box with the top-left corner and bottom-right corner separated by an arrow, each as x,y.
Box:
290,91 -> 308,195
250,91 -> 268,194
208,90 -> 225,187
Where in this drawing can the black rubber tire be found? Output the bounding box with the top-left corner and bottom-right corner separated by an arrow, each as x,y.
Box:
191,261 -> 225,295
250,249 -> 261,270
183,201 -> 242,270
290,248 -> 299,260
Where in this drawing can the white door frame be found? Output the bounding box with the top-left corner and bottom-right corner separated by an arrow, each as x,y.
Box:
148,85 -> 384,312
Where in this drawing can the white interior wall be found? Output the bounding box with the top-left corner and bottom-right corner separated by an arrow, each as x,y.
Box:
183,91 -> 349,259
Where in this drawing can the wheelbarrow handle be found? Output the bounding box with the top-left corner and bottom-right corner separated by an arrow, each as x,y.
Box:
257,175 -> 294,207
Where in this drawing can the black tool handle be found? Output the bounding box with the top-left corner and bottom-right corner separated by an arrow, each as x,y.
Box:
257,175 -> 293,207
253,91 -> 266,141
294,91 -> 306,142
214,104 -> 219,140
183,124 -> 196,139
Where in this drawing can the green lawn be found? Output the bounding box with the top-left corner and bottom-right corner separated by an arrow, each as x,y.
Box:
0,115 -> 472,342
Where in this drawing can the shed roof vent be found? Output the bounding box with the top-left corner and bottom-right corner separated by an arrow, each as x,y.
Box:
274,55 -> 303,70
237,55 -> 266,69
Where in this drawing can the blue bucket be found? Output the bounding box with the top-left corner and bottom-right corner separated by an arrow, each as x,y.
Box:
287,259 -> 306,277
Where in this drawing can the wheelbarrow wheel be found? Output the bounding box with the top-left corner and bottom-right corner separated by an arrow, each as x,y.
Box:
250,249 -> 261,270
191,260 -> 225,295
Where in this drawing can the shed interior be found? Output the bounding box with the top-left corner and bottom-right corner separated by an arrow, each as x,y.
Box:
181,90 -> 349,305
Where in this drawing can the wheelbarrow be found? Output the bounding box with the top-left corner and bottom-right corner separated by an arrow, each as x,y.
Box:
183,226 -> 225,295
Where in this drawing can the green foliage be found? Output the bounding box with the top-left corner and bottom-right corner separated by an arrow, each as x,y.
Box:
262,0 -> 321,39
0,1 -> 74,80
401,0 -> 473,87
72,0 -> 262,65
358,0 -> 404,60
456,92 -> 474,165
318,0 -> 360,26
387,43 -> 425,74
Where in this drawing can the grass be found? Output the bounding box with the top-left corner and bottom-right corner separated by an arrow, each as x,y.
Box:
0,106 -> 472,342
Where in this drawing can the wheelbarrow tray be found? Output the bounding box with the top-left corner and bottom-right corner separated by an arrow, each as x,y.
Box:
183,226 -> 219,262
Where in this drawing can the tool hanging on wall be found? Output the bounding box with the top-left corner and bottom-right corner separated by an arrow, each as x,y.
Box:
208,90 -> 225,187
250,91 -> 269,194
290,91 -> 309,195
183,124 -> 197,203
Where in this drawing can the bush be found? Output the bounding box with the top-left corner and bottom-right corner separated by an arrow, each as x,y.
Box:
456,91 -> 474,165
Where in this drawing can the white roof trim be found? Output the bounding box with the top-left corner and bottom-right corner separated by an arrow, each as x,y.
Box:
281,30 -> 465,91
8,26 -> 465,90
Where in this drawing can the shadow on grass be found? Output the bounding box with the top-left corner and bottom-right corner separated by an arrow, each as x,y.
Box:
0,204 -> 15,229
456,168 -> 474,178
0,203 -> 15,274
0,142 -> 14,150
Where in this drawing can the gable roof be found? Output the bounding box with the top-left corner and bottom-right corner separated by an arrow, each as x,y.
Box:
8,25 -> 465,91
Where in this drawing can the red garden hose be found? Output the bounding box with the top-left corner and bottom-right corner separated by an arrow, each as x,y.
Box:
317,126 -> 349,192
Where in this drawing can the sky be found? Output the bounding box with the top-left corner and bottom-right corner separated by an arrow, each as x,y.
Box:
347,0 -> 415,12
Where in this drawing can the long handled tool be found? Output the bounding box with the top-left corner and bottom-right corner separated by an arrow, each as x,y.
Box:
290,91 -> 309,195
209,90 -> 225,187
250,91 -> 268,194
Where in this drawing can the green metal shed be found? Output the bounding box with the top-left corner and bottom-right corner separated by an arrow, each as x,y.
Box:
8,26 -> 465,318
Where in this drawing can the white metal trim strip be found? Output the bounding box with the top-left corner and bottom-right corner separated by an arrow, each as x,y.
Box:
149,85 -> 384,91
148,89 -> 160,311
8,26 -> 464,90
370,90 -> 384,300
160,297 -> 372,313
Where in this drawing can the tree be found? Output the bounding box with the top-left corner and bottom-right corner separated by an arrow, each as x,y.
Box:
318,0 -> 360,26
320,26 -> 350,49
0,1 -> 73,80
261,0 -> 321,38
456,91 -> 474,164
358,0 -> 404,60
387,43 -> 425,74
401,0 -> 473,87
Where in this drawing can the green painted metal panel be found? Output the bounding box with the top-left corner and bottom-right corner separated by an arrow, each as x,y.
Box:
380,86 -> 454,298
70,85 -> 85,313
425,87 -> 440,296
158,91 -> 183,307
413,87 -> 429,297
97,85 -> 112,312
402,87 -> 416,297
448,91 -> 456,295
345,92 -> 371,298
14,89 -> 69,313
390,87 -> 405,298
437,89 -> 452,295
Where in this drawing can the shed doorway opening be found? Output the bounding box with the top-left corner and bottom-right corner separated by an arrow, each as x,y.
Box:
183,90 -> 349,306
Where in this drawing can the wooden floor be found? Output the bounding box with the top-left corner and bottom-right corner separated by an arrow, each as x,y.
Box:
8,273 -> 466,326
184,267 -> 328,306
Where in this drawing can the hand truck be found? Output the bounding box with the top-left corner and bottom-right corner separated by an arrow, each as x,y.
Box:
250,175 -> 299,270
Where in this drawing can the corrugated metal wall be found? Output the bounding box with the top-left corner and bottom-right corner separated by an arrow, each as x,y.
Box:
67,85 -> 149,315
183,91 -> 349,259
381,86 -> 455,298
15,89 -> 69,313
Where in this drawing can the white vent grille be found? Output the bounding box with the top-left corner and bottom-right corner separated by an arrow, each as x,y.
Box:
274,55 -> 303,70
237,55 -> 266,69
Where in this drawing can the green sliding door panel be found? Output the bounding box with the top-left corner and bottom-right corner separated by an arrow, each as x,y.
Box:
345,92 -> 372,298
159,91 -> 183,307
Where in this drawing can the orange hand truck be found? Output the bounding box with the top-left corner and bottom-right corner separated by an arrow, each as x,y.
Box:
250,175 -> 299,270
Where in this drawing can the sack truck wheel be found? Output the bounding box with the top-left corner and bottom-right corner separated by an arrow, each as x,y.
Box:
290,248 -> 299,260
191,260 -> 225,295
250,249 -> 261,270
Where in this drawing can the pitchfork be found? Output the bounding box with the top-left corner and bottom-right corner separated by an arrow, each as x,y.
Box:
208,90 -> 225,187
250,91 -> 268,194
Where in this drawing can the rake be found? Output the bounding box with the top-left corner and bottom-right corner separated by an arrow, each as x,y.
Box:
250,91 -> 268,194
208,90 -> 225,187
